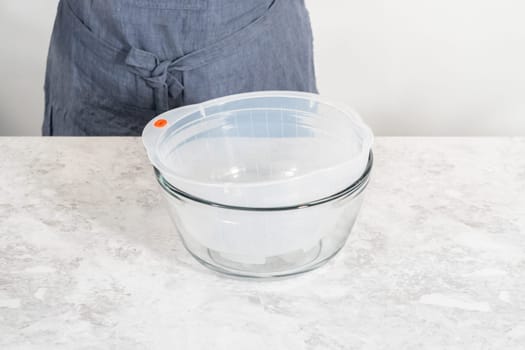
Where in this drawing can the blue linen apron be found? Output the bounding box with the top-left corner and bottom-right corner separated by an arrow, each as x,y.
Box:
43,0 -> 317,136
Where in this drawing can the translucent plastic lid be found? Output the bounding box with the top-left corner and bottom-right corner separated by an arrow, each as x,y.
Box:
143,91 -> 373,207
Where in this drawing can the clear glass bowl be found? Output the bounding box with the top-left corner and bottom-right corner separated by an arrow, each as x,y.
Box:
155,152 -> 373,278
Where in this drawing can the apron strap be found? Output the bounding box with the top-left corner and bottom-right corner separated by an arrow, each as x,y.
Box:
64,0 -> 280,114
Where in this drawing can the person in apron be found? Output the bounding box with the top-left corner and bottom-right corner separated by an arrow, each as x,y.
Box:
43,0 -> 317,136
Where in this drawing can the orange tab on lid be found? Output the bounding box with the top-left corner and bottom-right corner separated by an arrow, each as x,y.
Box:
154,119 -> 168,128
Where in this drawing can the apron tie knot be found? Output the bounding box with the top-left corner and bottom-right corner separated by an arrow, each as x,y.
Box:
125,47 -> 184,113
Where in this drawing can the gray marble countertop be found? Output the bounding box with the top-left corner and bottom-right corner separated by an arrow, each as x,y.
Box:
1,137 -> 524,349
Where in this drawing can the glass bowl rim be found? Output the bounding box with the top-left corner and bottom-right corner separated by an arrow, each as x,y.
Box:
155,151 -> 373,212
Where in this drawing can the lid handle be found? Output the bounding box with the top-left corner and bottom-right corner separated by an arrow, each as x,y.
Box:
142,104 -> 200,157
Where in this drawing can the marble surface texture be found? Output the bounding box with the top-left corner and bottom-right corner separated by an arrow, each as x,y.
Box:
1,137 -> 524,349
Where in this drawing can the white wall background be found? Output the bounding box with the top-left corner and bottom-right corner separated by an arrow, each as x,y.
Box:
0,1 -> 57,136
0,0 -> 524,136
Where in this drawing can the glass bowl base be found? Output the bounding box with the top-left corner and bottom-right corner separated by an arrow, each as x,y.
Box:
181,236 -> 346,279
